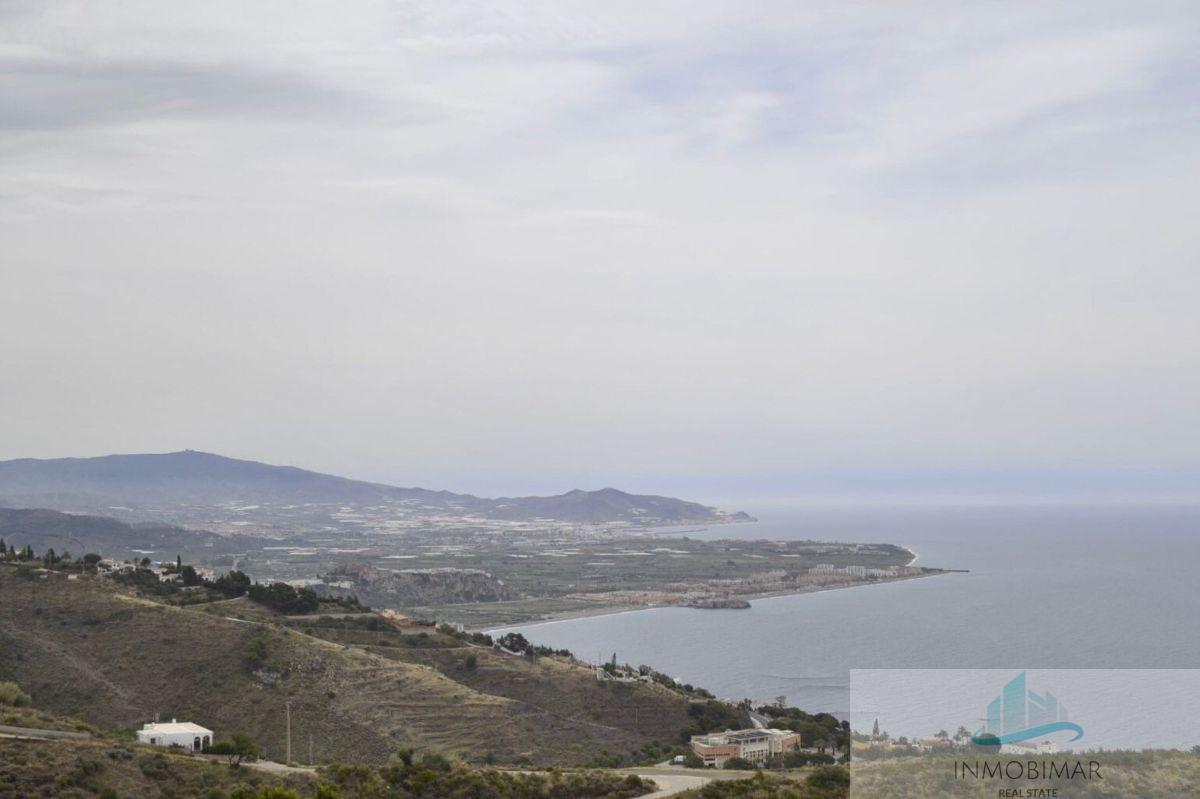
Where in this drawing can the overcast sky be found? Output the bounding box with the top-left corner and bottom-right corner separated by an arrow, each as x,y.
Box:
2,2 -> 1199,502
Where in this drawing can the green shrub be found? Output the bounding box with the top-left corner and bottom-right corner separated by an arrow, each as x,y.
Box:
254,788 -> 300,799
807,765 -> 850,796
0,682 -> 31,707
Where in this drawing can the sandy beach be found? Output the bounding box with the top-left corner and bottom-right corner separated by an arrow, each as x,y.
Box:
479,568 -> 951,632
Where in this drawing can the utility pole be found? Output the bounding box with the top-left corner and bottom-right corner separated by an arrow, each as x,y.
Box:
285,699 -> 292,764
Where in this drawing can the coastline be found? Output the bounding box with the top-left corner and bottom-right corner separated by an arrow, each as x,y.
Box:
479,569 -> 953,633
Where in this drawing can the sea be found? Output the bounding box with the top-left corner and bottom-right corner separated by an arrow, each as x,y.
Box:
493,503 -> 1200,744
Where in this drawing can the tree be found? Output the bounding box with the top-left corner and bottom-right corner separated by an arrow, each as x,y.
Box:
139,556 -> 151,568
496,632 -> 532,655
214,569 -> 252,597
83,553 -> 102,571
180,564 -> 203,586
247,582 -> 319,614
723,757 -> 756,770
205,732 -> 259,767
464,653 -> 477,671
783,751 -> 810,768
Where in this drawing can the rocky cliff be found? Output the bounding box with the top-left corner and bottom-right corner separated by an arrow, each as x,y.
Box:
325,562 -> 519,607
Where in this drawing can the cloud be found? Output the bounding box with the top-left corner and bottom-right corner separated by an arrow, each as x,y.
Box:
854,27 -> 1168,169
0,58 -> 377,131
1,1 -> 1199,498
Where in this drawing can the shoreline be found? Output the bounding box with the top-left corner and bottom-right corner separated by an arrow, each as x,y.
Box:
479,569 -> 956,633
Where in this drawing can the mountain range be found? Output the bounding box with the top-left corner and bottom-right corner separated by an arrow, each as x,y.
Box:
0,507 -> 267,557
0,450 -> 752,525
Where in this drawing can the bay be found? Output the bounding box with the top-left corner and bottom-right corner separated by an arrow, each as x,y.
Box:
495,503 -> 1200,720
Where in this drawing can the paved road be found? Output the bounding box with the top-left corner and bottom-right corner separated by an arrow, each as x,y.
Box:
621,766 -> 747,797
196,754 -> 318,775
245,759 -> 319,776
630,772 -> 710,797
0,724 -> 90,740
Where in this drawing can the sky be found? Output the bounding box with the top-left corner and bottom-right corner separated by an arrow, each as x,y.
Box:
2,1 -> 1199,502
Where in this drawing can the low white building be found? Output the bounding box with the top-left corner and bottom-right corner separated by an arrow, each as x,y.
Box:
136,720 -> 213,752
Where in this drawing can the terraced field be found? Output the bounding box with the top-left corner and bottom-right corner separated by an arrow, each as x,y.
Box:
0,566 -> 696,766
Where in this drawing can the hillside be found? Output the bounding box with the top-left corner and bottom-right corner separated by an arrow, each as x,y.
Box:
486,487 -> 749,524
0,565 -> 715,767
0,450 -> 452,508
0,507 -> 258,560
0,708 -> 656,799
0,735 -> 314,799
0,451 -> 751,525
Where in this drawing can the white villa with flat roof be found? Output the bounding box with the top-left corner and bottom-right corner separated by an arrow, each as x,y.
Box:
136,720 -> 213,752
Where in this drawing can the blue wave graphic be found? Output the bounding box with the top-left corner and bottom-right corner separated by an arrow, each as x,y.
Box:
972,722 -> 1084,745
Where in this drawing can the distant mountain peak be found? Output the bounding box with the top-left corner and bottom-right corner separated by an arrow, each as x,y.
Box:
0,451 -> 754,526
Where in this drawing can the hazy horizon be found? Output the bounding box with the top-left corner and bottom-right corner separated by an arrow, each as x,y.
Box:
4,2 -> 1199,502
4,447 -> 1198,507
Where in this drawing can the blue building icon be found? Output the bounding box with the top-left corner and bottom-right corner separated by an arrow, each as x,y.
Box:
974,672 -> 1083,745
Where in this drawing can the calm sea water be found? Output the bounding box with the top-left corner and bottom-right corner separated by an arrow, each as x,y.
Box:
497,504 -> 1200,722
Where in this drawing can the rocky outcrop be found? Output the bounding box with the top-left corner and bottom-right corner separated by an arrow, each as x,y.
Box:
324,562 -> 518,607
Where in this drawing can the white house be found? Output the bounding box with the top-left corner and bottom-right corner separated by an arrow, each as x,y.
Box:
136,720 -> 213,752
